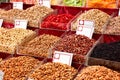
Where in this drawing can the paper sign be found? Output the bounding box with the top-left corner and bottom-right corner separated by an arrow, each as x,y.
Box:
76,20 -> 94,39
0,19 -> 3,28
0,71 -> 4,80
15,20 -> 28,29
38,0 -> 50,8
13,2 -> 23,10
53,51 -> 73,66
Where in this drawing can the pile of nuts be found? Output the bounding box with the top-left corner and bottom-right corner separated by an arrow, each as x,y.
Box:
19,34 -> 60,58
16,5 -> 54,27
53,34 -> 95,63
0,56 -> 41,80
28,62 -> 77,80
0,28 -> 36,53
105,16 -> 120,35
74,66 -> 120,80
71,9 -> 110,34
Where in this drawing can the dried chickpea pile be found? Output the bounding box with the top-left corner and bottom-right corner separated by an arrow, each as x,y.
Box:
71,9 -> 110,34
16,5 -> 54,27
105,16 -> 120,35
53,34 -> 95,63
19,34 -> 60,58
0,28 -> 36,53
74,66 -> 120,80
28,62 -> 77,80
0,56 -> 41,80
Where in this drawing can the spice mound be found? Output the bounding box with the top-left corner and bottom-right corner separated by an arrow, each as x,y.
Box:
19,34 -> 60,58
74,66 -> 120,80
0,56 -> 41,80
71,9 -> 110,34
28,62 -> 77,80
53,34 -> 95,63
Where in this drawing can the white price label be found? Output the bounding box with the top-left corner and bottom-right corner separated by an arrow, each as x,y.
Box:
0,19 -> 3,28
15,20 -> 28,29
118,8 -> 120,16
53,51 -> 73,66
13,2 -> 23,10
0,71 -> 4,80
39,0 -> 50,8
76,20 -> 94,39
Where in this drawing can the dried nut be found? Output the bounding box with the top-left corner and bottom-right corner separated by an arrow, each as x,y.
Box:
74,66 -> 120,80
72,9 -> 110,34
105,16 -> 120,35
19,34 -> 60,58
0,56 -> 41,80
0,28 -> 36,54
53,34 -> 95,63
28,62 -> 77,80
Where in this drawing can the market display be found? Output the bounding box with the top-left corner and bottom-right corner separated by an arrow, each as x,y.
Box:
87,0 -> 117,8
0,28 -> 36,53
74,66 -> 120,80
0,56 -> 41,80
91,41 -> 120,62
53,34 -> 95,63
41,14 -> 73,30
28,62 -> 77,80
105,16 -> 120,35
71,9 -> 110,34
18,34 -> 60,58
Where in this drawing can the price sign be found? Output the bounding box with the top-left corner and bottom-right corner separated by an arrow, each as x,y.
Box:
15,20 -> 28,29
38,0 -> 50,8
53,51 -> 73,66
76,20 -> 94,39
13,2 -> 23,10
0,19 -> 3,28
0,71 -> 4,80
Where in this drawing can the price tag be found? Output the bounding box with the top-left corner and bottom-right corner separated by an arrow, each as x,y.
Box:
118,8 -> 120,16
53,51 -> 73,66
38,0 -> 50,8
0,71 -> 4,80
0,19 -> 3,28
13,2 -> 23,10
76,20 -> 94,39
15,20 -> 28,29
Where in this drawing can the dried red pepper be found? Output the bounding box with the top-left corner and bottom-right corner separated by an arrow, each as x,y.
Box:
41,14 -> 73,30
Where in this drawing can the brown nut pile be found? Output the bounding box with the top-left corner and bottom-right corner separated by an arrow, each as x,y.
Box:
71,9 -> 110,34
28,62 -> 77,80
0,56 -> 41,80
0,9 -> 23,23
16,5 -> 54,27
105,16 -> 120,35
74,66 -> 120,80
19,34 -> 60,58
0,28 -> 36,53
53,34 -> 95,63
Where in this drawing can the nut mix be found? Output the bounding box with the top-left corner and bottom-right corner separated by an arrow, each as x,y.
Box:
16,5 -> 54,27
74,66 -> 120,80
0,56 -> 41,80
19,34 -> 60,58
53,34 -> 95,63
105,16 -> 120,35
0,28 -> 36,53
28,62 -> 77,80
71,9 -> 110,34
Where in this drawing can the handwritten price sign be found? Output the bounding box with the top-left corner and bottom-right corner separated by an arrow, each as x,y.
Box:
15,20 -> 28,29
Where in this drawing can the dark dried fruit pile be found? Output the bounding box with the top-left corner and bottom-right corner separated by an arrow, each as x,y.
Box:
91,41 -> 120,62
41,14 -> 73,30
